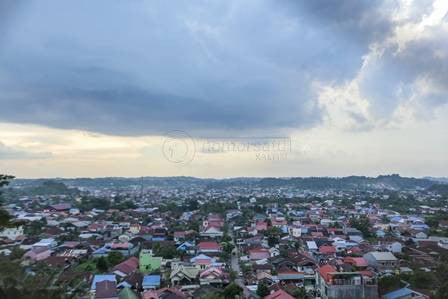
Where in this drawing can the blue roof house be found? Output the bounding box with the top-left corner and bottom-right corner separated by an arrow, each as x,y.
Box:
142,274 -> 161,290
383,287 -> 428,299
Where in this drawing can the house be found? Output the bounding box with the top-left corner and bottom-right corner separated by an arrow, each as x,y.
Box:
199,267 -> 228,286
256,271 -> 275,285
177,241 -> 195,254
226,209 -> 242,220
343,257 -> 368,269
23,247 -> 52,262
142,287 -> 186,299
345,227 -> 364,242
113,257 -> 139,278
32,238 -> 57,249
203,214 -> 224,228
93,246 -> 111,257
410,223 -> 429,231
316,265 -> 378,299
91,275 -> 116,293
197,241 -> 221,254
173,231 -> 186,244
142,275 -> 161,290
289,225 -> 302,238
49,203 -> 72,211
139,250 -> 162,273
190,254 -> 218,269
60,241 -> 80,249
255,221 -> 268,231
249,248 -> 271,261
0,226 -> 24,240
110,241 -> 138,257
382,287 -> 429,299
331,238 -> 348,251
69,208 -> 80,215
319,245 -> 336,256
363,251 -> 398,272
277,269 -> 305,282
439,220 -> 448,229
271,216 -> 287,227
265,289 -> 295,299
269,247 -> 280,257
385,241 -> 402,253
126,224 -> 139,235
318,218 -> 332,227
200,226 -> 223,238
43,256 -> 73,268
375,230 -> 386,238
170,264 -> 199,285
413,231 -> 428,239
95,280 -> 118,299
306,241 -> 318,252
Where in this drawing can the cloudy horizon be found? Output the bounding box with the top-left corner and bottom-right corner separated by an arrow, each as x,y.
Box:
0,0 -> 447,178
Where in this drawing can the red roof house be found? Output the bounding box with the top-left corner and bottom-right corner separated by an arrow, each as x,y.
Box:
112,257 -> 139,278
95,280 -> 118,299
265,289 -> 295,299
249,248 -> 271,260
319,245 -> 336,255
317,264 -> 337,283
197,241 -> 221,253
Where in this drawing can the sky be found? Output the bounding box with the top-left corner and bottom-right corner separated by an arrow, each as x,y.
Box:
0,0 -> 447,178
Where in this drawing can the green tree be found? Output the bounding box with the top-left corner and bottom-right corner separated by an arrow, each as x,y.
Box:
241,263 -> 252,275
349,215 -> 372,238
221,233 -> 232,243
153,243 -> 179,259
229,271 -> 237,281
9,248 -> 25,260
0,175 -> 14,228
292,287 -> 307,298
256,282 -> 270,297
264,226 -> 282,247
24,218 -> 47,236
96,257 -> 108,272
187,200 -> 199,211
435,259 -> 448,283
222,283 -> 243,299
196,288 -> 222,299
188,220 -> 200,232
378,275 -> 401,295
436,282 -> 448,299
107,251 -> 124,266
409,270 -> 435,289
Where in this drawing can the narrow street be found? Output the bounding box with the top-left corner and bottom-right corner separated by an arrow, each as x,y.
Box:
230,229 -> 256,299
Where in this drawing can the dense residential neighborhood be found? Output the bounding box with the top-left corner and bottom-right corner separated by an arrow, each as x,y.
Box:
1,176 -> 448,298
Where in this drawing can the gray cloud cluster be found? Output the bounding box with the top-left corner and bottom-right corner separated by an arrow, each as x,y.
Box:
0,0 -> 445,136
359,24 -> 448,121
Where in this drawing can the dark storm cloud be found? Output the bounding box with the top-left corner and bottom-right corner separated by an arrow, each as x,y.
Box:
0,0 -> 445,136
283,0 -> 393,42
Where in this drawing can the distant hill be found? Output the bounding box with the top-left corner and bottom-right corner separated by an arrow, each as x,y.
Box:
428,183 -> 448,196
10,174 -> 445,191
424,177 -> 448,184
257,174 -> 436,190
7,180 -> 80,197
